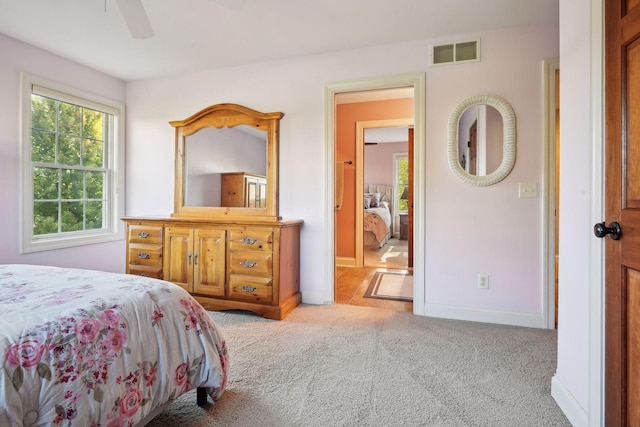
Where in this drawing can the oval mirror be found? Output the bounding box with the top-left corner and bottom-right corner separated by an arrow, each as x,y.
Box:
447,94 -> 516,186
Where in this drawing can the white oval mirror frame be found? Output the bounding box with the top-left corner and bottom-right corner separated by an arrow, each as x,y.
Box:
447,94 -> 516,186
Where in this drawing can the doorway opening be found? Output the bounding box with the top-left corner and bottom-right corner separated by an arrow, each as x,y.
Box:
336,117 -> 413,312
325,73 -> 426,315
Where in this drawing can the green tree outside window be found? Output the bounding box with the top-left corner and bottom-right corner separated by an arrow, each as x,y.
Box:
31,95 -> 107,236
397,157 -> 409,212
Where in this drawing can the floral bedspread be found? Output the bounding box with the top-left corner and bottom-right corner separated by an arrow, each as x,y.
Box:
364,206 -> 392,243
0,264 -> 228,427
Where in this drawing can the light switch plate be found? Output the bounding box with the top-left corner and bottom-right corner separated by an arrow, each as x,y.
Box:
519,182 -> 537,198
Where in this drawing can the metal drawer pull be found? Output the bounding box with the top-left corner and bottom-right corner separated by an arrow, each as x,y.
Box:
137,231 -> 151,238
139,273 -> 149,277
188,252 -> 192,265
194,252 -> 198,266
240,285 -> 257,293
240,260 -> 257,268
137,252 -> 150,259
240,237 -> 258,245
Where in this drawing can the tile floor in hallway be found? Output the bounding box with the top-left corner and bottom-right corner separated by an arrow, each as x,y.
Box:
335,238 -> 413,313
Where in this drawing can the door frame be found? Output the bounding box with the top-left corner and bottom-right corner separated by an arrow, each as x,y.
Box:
324,72 -> 426,315
543,58 -> 559,330
356,118 -> 414,268
590,1 -> 605,423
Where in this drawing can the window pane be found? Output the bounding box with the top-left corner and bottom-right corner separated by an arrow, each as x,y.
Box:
34,201 -> 59,235
60,201 -> 83,232
83,138 -> 104,167
396,156 -> 409,212
58,135 -> 81,165
61,169 -> 84,199
86,171 -> 104,199
58,102 -> 82,136
399,185 -> 409,211
85,201 -> 103,230
32,130 -> 56,163
31,95 -> 57,131
83,109 -> 104,140
33,167 -> 59,200
399,158 -> 408,184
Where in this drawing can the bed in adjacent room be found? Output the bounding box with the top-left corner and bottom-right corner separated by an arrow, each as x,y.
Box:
0,264 -> 228,426
363,184 -> 394,249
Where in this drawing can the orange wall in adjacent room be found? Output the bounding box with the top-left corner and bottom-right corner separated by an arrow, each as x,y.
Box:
335,97 -> 413,259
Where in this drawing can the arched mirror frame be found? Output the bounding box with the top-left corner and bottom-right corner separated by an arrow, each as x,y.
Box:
170,103 -> 283,221
447,94 -> 516,186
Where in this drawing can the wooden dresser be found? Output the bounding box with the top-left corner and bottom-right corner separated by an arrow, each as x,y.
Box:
123,217 -> 302,320
221,172 -> 267,208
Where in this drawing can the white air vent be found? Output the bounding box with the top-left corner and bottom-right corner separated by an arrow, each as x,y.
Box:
431,39 -> 480,66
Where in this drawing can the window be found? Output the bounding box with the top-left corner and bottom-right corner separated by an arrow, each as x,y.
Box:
20,73 -> 125,253
394,153 -> 409,213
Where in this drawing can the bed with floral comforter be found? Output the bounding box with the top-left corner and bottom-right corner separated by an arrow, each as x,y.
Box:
0,264 -> 228,426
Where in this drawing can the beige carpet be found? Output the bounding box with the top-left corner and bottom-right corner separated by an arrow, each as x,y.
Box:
364,270 -> 413,301
146,304 -> 570,427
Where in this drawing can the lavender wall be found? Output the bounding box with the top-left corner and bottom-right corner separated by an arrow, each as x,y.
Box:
364,142 -> 406,186
0,25 -> 560,322
0,34 -> 126,272
125,24 -> 558,317
0,18 -> 593,426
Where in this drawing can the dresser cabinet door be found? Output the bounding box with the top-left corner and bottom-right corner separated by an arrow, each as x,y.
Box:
245,177 -> 259,208
164,227 -> 192,292
193,229 -> 226,297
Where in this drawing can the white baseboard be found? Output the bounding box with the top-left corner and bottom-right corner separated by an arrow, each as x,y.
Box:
300,290 -> 332,305
551,374 -> 588,426
424,302 -> 545,328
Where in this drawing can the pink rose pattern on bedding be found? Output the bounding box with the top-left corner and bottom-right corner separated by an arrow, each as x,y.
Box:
364,206 -> 392,243
0,264 -> 228,427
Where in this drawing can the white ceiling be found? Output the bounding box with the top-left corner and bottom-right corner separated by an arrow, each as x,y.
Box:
0,0 -> 559,81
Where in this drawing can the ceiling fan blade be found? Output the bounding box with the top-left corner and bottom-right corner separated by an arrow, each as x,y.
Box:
115,0 -> 154,39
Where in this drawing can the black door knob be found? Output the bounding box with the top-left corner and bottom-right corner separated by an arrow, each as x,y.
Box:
594,221 -> 622,240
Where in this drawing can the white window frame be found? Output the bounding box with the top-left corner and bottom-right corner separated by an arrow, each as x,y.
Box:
393,152 -> 408,213
20,73 -> 125,253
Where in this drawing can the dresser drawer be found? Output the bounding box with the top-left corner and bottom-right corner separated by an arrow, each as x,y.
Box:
128,225 -> 163,245
229,230 -> 273,252
228,251 -> 272,276
128,243 -> 163,267
128,265 -> 163,279
228,275 -> 273,304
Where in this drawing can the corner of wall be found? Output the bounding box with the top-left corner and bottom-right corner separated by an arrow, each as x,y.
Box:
551,374 -> 588,427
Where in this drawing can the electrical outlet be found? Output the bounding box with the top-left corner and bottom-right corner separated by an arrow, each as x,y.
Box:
478,274 -> 489,289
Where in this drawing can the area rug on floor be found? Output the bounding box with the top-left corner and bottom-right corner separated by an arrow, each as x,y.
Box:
364,270 -> 413,301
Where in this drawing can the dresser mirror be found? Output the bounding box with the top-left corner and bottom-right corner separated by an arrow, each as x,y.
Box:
447,94 -> 516,186
171,104 -> 283,219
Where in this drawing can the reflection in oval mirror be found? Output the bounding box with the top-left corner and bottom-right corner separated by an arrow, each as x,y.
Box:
458,105 -> 503,176
183,124 -> 268,207
447,94 -> 515,187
